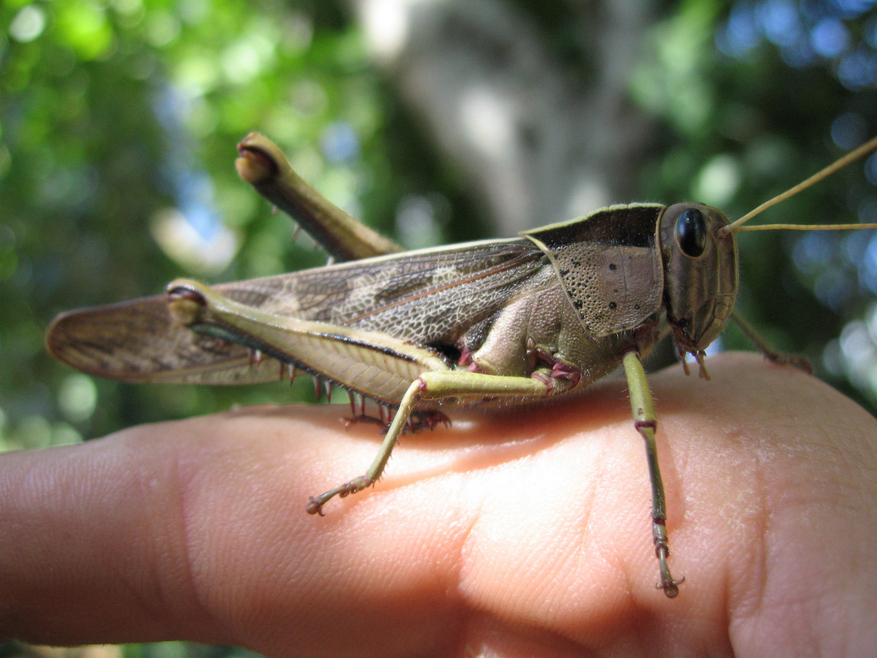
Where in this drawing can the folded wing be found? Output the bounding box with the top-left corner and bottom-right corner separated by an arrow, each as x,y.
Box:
47,239 -> 546,384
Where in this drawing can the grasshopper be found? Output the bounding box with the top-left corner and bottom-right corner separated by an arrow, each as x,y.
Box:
46,132 -> 877,598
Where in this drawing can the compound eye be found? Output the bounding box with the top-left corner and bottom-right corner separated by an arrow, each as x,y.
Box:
675,207 -> 707,258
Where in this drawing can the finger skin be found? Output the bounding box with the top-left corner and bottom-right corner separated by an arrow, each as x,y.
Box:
1,352 -> 876,657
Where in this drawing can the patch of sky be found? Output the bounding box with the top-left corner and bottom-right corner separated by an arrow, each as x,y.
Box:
792,231 -> 836,274
858,195 -> 877,228
718,1 -> 877,89
842,228 -> 871,265
716,3 -> 763,57
829,0 -> 877,20
760,0 -> 802,46
148,83 -> 237,272
831,112 -> 869,149
866,153 -> 877,186
860,234 -> 877,293
152,85 -> 222,242
720,3 -> 871,59
814,268 -> 853,311
321,121 -> 361,164
810,17 -> 850,57
173,171 -> 222,242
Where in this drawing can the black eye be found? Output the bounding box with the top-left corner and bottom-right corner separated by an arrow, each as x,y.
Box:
675,208 -> 707,258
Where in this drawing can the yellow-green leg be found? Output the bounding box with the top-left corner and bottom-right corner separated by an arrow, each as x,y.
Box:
306,370 -> 553,515
622,351 -> 684,598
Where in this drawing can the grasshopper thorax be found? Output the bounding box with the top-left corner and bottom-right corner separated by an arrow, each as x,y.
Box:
659,203 -> 738,357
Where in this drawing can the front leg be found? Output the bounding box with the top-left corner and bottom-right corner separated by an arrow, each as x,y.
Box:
622,351 -> 684,598
730,309 -> 812,373
306,370 -> 565,515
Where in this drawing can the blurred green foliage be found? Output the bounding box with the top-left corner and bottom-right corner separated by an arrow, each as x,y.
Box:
0,0 -> 479,453
630,1 -> 877,405
2,0 -> 877,653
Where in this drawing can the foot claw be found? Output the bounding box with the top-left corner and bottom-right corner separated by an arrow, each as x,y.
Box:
656,575 -> 685,598
306,497 -> 326,516
654,539 -> 683,598
306,476 -> 373,515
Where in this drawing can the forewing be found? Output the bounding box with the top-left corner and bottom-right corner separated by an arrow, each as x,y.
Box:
274,238 -> 547,344
47,239 -> 546,383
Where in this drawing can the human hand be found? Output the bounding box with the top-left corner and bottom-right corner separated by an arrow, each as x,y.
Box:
2,352 -> 876,656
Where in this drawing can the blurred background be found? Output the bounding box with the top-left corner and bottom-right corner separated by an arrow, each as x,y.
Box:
1,0 -> 877,653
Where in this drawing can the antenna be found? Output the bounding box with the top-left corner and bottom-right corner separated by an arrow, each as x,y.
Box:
719,135 -> 877,236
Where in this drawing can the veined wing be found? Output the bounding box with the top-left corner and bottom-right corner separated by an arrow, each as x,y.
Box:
240,238 -> 547,343
46,295 -> 287,384
47,239 -> 547,384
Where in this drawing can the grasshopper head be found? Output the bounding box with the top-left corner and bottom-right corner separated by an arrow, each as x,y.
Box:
659,203 -> 738,356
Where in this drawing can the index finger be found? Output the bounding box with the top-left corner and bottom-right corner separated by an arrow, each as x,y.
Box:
2,352 -> 876,657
